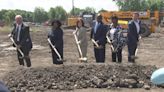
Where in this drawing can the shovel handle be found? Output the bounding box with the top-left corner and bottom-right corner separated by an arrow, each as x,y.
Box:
91,39 -> 99,48
106,36 -> 115,51
9,37 -> 24,58
47,38 -> 62,61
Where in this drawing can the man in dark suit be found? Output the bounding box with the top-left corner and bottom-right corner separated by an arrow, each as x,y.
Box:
127,12 -> 141,63
91,15 -> 107,63
10,15 -> 32,67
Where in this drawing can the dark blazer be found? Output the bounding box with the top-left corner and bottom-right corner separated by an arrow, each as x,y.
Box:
11,23 -> 32,50
91,21 -> 107,46
127,20 -> 141,45
48,28 -> 63,48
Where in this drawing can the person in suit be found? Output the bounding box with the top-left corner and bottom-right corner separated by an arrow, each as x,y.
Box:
107,16 -> 123,63
10,15 -> 32,67
75,19 -> 88,59
48,19 -> 63,64
127,12 -> 141,63
91,14 -> 107,63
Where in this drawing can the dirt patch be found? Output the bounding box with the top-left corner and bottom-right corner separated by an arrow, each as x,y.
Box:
3,64 -> 159,92
1,27 -> 164,92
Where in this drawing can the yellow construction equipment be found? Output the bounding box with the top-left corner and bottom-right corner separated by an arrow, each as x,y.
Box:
99,10 -> 164,37
67,12 -> 95,28
67,17 -> 80,27
66,10 -> 163,37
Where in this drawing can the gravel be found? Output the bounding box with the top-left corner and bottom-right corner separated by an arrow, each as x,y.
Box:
2,63 -> 159,92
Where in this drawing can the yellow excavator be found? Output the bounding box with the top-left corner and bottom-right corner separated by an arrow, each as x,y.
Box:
67,12 -> 95,29
100,10 -> 163,37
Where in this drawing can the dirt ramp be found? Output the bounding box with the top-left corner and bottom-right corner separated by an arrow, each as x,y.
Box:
3,64 -> 158,91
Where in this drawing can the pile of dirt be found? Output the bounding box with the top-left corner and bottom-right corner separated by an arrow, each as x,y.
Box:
3,64 -> 158,92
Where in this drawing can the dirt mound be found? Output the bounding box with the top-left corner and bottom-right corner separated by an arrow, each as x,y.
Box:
3,64 -> 159,91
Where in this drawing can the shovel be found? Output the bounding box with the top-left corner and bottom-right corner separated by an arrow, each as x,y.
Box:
73,31 -> 87,61
9,36 -> 24,59
134,36 -> 142,59
106,35 -> 115,52
47,38 -> 63,62
91,39 -> 100,48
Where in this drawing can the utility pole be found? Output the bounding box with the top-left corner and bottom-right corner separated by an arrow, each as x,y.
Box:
72,0 -> 74,16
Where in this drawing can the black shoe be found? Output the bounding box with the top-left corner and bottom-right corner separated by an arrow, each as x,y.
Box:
53,61 -> 63,65
26,59 -> 31,67
96,61 -> 105,63
20,63 -> 24,66
129,60 -> 135,63
112,60 -> 116,62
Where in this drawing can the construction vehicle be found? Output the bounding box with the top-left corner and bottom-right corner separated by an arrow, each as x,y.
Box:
67,12 -> 95,29
100,10 -> 164,37
67,16 -> 79,27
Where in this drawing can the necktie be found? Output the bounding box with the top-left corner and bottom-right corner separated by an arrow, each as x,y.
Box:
17,26 -> 20,41
94,22 -> 99,33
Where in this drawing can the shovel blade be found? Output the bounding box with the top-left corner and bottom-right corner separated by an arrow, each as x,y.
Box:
79,57 -> 87,61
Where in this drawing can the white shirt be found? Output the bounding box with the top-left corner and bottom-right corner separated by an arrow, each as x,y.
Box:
134,20 -> 140,34
16,24 -> 22,41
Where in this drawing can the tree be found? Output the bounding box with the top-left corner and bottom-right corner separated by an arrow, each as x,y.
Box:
24,12 -> 33,22
33,7 -> 48,23
0,9 -> 37,24
147,0 -> 164,11
115,0 -> 148,11
115,0 -> 164,11
3,10 -> 16,24
84,7 -> 95,13
49,7 -> 56,20
98,8 -> 108,13
0,9 -> 8,20
48,6 -> 67,21
14,9 -> 33,22
70,7 -> 81,16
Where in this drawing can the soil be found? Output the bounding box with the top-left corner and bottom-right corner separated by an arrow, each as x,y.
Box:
0,26 -> 164,92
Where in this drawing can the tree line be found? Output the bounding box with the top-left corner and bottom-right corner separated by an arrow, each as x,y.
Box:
0,6 -> 95,25
0,0 -> 163,24
115,0 -> 164,11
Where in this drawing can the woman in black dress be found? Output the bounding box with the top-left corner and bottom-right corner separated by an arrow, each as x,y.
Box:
48,20 -> 63,64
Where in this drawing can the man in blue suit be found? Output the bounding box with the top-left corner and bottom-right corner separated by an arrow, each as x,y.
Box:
127,12 -> 141,63
91,15 -> 107,63
10,15 -> 32,67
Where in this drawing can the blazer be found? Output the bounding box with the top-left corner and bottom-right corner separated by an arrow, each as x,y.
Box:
127,20 -> 141,45
11,23 -> 32,50
77,27 -> 88,46
48,28 -> 63,48
91,21 -> 107,46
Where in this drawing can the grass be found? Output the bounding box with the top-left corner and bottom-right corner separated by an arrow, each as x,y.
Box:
0,26 -> 12,32
0,26 -> 50,33
30,26 -> 49,32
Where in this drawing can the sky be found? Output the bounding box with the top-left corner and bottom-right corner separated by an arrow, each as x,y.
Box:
0,0 -> 119,12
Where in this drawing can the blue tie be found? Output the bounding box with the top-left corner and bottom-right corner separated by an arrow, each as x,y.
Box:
94,22 -> 99,33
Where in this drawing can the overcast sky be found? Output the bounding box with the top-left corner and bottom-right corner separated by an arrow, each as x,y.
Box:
0,0 -> 118,12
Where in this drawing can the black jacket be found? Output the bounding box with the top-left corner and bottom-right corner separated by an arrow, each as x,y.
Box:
11,23 -> 32,50
48,28 -> 63,48
91,21 -> 107,46
127,20 -> 141,45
